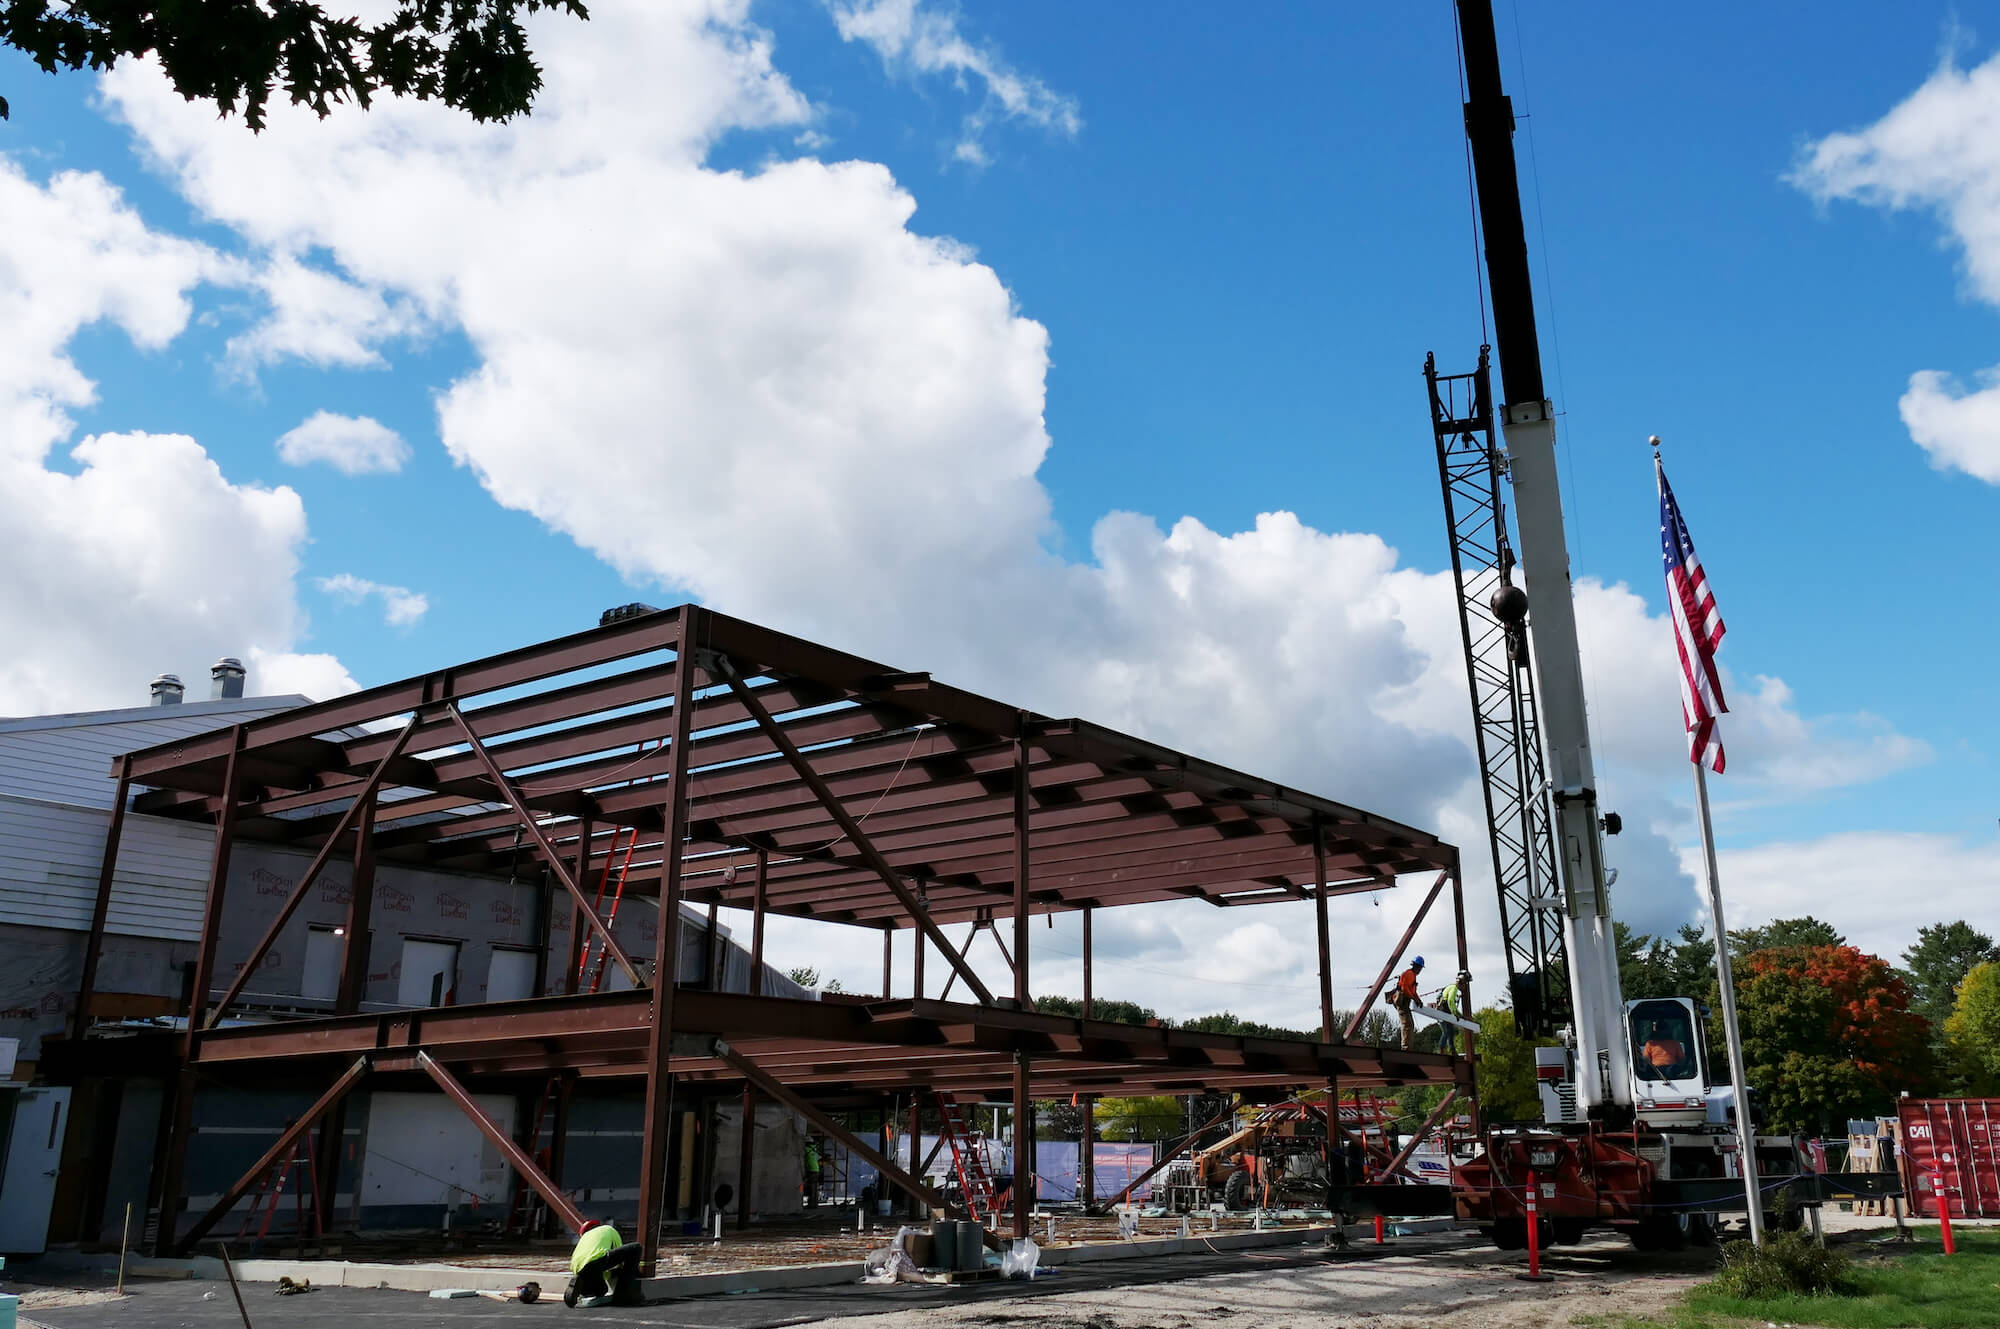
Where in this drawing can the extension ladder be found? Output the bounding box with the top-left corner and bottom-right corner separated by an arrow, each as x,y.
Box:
934,1093 -> 998,1221
578,825 -> 639,994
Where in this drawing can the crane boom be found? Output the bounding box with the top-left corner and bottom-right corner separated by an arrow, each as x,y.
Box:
1449,0 -> 1630,1110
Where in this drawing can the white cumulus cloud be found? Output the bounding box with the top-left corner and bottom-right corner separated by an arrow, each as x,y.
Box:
80,1 -> 1931,1022
0,156 -> 353,716
316,574 -> 430,626
276,410 -> 411,474
1793,47 -> 2000,486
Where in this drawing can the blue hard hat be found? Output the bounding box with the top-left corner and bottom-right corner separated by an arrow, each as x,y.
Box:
1411,956 -> 1426,967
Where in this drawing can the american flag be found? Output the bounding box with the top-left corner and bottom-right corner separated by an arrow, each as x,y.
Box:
1658,460 -> 1727,772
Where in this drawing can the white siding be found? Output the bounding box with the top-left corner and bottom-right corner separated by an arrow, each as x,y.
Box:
0,796 -> 214,941
0,699 -> 305,809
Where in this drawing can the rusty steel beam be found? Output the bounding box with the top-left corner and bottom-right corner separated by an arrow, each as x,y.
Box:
713,654 -> 994,1005
445,701 -> 643,987
417,1052 -> 586,1234
1379,1088 -> 1461,1182
710,1039 -> 948,1214
178,1057 -> 370,1251
1343,870 -> 1450,1043
72,756 -> 132,1040
210,716 -> 420,1026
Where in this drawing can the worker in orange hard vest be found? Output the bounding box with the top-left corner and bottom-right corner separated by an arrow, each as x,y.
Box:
1388,956 -> 1425,1051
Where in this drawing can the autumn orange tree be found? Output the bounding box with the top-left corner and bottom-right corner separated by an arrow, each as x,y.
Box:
1734,945 -> 1931,1135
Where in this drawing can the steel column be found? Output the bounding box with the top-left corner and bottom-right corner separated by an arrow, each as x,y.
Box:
446,701 -> 642,987
210,717 -> 418,1025
1343,870 -> 1449,1042
72,757 -> 132,1040
638,643 -> 699,1268
1315,821 -> 1334,1043
907,1095 -> 922,1219
1012,727 -> 1031,1008
707,901 -> 722,988
749,847 -> 767,995
1012,1050 -> 1033,1238
735,1086 -> 756,1232
416,1052 -> 585,1234
179,1058 -> 370,1251
153,728 -> 244,1254
1450,864 -> 1477,1121
713,655 -> 995,1004
881,926 -> 893,998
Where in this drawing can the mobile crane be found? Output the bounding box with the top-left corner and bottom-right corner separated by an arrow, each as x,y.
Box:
1428,0 -> 1810,1249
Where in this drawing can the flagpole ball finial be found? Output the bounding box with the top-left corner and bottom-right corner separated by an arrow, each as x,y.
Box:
1648,434 -> 1662,449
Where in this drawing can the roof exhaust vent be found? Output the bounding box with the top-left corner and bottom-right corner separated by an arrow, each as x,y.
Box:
150,673 -> 185,706
599,602 -> 660,627
211,656 -> 246,700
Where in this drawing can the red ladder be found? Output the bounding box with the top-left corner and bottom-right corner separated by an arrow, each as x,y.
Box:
578,826 -> 639,993
934,1093 -> 997,1221
239,1132 -> 321,1245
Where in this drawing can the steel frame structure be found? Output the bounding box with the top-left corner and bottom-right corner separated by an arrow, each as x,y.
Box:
1426,350 -> 1569,1037
67,604 -> 1467,1266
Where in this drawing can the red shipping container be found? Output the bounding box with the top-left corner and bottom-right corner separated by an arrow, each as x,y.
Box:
1899,1098 -> 2000,1218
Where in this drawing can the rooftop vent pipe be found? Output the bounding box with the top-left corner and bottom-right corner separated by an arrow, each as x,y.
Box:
211,656 -> 246,700
150,673 -> 185,706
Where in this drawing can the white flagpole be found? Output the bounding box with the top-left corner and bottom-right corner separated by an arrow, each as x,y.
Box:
1693,760 -> 1765,1247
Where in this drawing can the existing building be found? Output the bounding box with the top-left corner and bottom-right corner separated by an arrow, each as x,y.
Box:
0,662 -> 806,1254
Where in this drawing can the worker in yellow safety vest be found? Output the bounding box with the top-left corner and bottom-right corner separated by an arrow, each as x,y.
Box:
565,1219 -> 644,1308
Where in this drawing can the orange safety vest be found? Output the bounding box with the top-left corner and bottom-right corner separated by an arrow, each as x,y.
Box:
1397,968 -> 1420,1000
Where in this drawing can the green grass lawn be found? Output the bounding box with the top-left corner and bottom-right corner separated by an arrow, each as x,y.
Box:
1595,1227 -> 2000,1329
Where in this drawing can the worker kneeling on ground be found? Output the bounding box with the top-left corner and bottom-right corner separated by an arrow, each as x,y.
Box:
1388,956 -> 1424,1050
565,1219 -> 644,1309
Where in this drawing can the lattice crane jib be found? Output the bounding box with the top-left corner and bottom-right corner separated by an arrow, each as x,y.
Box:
1425,348 -> 1571,1038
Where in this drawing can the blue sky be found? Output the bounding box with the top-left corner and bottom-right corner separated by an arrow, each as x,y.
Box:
3,1 -> 1996,1018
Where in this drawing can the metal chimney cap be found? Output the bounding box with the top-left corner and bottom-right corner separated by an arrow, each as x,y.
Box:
150,673 -> 185,705
210,656 -> 246,700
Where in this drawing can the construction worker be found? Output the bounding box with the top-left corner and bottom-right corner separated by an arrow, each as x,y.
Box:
1389,956 -> 1425,1051
563,1219 -> 643,1308
1640,1020 -> 1688,1078
803,1136 -> 822,1207
1434,978 -> 1461,1053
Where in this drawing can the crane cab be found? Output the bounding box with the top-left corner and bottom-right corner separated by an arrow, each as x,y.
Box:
1626,997 -> 1712,1126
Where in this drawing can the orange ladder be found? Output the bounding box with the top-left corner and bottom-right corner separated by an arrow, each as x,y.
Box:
934,1093 -> 997,1221
505,1079 -> 564,1236
239,1132 -> 321,1245
577,825 -> 639,993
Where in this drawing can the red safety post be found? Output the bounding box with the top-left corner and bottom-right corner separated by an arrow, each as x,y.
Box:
1373,1213 -> 1385,1245
1517,1171 -> 1552,1282
1935,1169 -> 1956,1255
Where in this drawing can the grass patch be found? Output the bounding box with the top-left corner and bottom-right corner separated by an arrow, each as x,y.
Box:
1667,1226 -> 2000,1329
